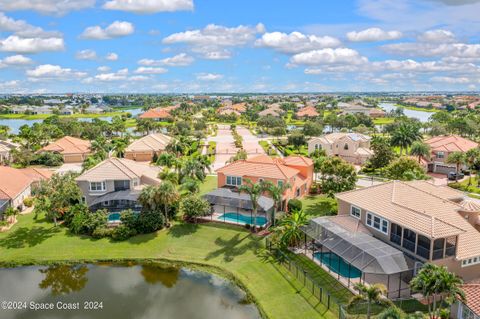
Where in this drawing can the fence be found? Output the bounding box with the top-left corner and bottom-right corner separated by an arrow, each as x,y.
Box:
266,237 -> 345,318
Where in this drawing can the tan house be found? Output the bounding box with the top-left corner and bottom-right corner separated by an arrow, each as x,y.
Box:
124,133 -> 171,162
308,133 -> 373,165
76,158 -> 161,212
296,106 -> 319,118
40,136 -> 91,163
425,135 -> 479,174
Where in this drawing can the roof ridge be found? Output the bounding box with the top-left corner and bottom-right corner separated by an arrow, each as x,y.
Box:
108,158 -> 140,178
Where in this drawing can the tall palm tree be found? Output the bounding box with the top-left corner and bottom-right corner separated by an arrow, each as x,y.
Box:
156,152 -> 176,168
263,180 -> 291,226
445,151 -> 466,181
410,141 -> 431,163
390,122 -> 422,155
465,148 -> 480,186
275,209 -> 308,247
348,283 -> 391,319
158,168 -> 179,185
155,181 -> 179,227
181,158 -> 207,182
238,179 -> 266,232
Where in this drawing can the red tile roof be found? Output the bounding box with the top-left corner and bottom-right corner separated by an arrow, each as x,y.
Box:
296,106 -> 319,118
425,135 -> 478,153
462,284 -> 480,315
139,107 -> 173,119
0,166 -> 50,199
41,136 -> 91,155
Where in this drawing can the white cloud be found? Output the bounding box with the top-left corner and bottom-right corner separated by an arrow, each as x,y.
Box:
76,49 -> 97,60
138,53 -> 194,67
0,12 -> 61,38
26,64 -> 87,81
134,67 -> 168,74
417,29 -> 456,43
92,68 -> 129,82
0,54 -> 32,66
80,21 -> 135,40
431,76 -> 471,84
97,66 -> 111,72
103,0 -> 193,13
0,80 -> 20,90
346,27 -> 402,42
129,75 -> 150,81
382,42 -> 480,59
255,31 -> 341,54
0,0 -> 95,16
0,35 -> 64,53
105,52 -> 119,61
163,23 -> 264,59
289,48 -> 368,66
196,73 -> 223,81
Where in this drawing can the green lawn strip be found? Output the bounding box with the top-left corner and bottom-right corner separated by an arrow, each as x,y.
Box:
258,140 -> 278,156
373,117 -> 395,125
0,213 -> 329,319
300,195 -> 338,218
393,104 -> 440,113
448,176 -> 480,194
199,175 -> 217,196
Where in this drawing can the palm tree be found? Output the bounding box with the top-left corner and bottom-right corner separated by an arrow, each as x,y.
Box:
377,306 -> 405,319
275,210 -> 308,247
445,151 -> 466,181
180,158 -> 207,182
263,180 -> 291,226
390,122 -> 422,155
238,179 -> 267,232
180,177 -> 200,194
155,181 -> 179,227
156,152 -> 176,168
348,283 -> 391,319
465,148 -> 480,186
410,141 -> 430,163
158,168 -> 179,185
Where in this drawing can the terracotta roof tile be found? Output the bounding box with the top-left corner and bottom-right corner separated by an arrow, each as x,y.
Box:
41,136 -> 91,155
462,284 -> 480,315
125,133 -> 171,153
139,108 -> 172,119
426,135 -> 478,153
0,166 -> 50,199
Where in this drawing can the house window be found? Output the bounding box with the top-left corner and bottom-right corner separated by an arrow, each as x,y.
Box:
461,256 -> 480,267
259,178 -> 264,183
89,181 -> 106,192
278,180 -> 284,188
350,206 -> 361,219
366,212 -> 389,235
226,176 -> 242,186
114,180 -> 130,191
437,151 -> 445,159
344,144 -> 349,150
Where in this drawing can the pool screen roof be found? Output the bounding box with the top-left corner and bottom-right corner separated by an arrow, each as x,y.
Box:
90,189 -> 141,207
303,217 -> 411,275
203,188 -> 274,212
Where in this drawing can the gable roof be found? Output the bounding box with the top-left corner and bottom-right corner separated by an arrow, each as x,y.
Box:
425,135 -> 478,153
41,136 -> 91,155
310,132 -> 371,145
125,133 -> 171,153
76,157 -> 160,183
0,166 -> 50,200
139,107 -> 172,119
336,180 -> 480,259
296,106 -> 319,117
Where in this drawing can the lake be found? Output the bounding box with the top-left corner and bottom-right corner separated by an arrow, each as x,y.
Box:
0,108 -> 143,134
380,102 -> 433,123
0,264 -> 261,319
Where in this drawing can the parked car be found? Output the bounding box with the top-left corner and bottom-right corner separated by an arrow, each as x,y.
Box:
448,172 -> 465,181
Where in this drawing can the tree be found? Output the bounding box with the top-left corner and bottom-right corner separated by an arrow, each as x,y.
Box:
263,180 -> 290,226
273,210 -> 308,248
303,121 -> 323,137
410,264 -> 465,319
288,131 -> 306,152
179,177 -> 200,194
390,122 -> 422,155
317,157 -> 357,197
180,195 -> 211,223
158,168 -> 179,185
156,152 -> 177,168
384,157 -> 428,181
138,182 -> 179,226
377,306 -> 406,319
348,283 -> 391,319
238,179 -> 267,232
465,148 -> 480,186
446,151 -> 466,181
410,141 -> 431,163
367,136 -> 395,169
226,149 -> 247,164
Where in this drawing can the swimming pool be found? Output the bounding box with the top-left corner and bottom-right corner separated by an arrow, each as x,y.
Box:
217,213 -> 267,226
313,252 -> 362,278
108,213 -> 121,222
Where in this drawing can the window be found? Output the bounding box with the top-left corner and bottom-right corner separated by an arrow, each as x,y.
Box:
461,256 -> 480,267
278,180 -> 284,188
295,188 -> 300,197
350,206 -> 361,219
226,176 -> 242,186
437,151 -> 445,159
114,180 -> 130,191
432,238 -> 445,260
344,143 -> 349,150
390,223 -> 402,245
89,181 -> 106,192
366,212 -> 389,235
403,228 -> 417,253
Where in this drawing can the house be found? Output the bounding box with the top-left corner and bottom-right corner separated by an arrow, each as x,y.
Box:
139,107 -> 173,121
296,106 -> 319,118
424,135 -> 479,174
84,107 -> 104,114
0,141 -> 15,164
40,136 -> 91,163
124,133 -> 172,162
76,158 -> 161,212
258,108 -> 281,117
452,282 -> 480,319
31,106 -> 53,115
0,166 -> 52,217
308,133 -> 373,165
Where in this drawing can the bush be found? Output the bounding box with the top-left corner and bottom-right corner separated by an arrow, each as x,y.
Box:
92,226 -> 114,239
111,225 -> 137,241
31,152 -> 64,167
245,224 -> 251,230
23,197 -> 34,207
70,210 -> 107,236
287,199 -> 302,212
136,210 -> 165,233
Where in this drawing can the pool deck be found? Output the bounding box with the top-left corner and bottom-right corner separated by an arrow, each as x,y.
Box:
199,212 -> 269,228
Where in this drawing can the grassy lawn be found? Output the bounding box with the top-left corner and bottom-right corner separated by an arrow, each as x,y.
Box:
199,175 -> 218,196
394,104 -> 440,113
448,176 -> 480,194
300,195 -> 337,217
0,213 -> 334,319
373,117 -> 394,125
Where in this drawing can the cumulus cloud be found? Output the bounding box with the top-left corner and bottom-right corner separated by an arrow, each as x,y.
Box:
255,31 -> 341,54
289,48 -> 368,66
26,64 -> 87,81
134,67 -> 168,74
103,0 -> 193,13
91,68 -> 129,82
382,42 -> 480,59
97,66 -> 111,72
196,73 -> 223,81
0,80 -> 20,90
106,52 -> 119,61
346,27 -> 403,42
0,35 -> 64,53
0,54 -> 32,67
76,49 -> 97,60
80,21 -> 134,40
163,23 -> 264,59
431,76 -> 471,83
138,53 -> 194,67
0,0 -> 95,16
417,29 -> 456,43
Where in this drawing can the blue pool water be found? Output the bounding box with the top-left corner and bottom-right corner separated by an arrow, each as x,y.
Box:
108,213 -> 121,222
217,213 -> 267,226
313,252 -> 362,278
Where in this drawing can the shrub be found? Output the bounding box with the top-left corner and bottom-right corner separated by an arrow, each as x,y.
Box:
23,197 -> 34,207
31,152 -> 64,167
111,225 -> 137,241
287,199 -> 302,212
92,226 -> 114,239
70,210 -> 107,236
245,224 -> 251,230
136,210 -> 165,233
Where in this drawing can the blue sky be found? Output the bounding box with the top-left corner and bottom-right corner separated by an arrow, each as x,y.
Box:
0,0 -> 480,93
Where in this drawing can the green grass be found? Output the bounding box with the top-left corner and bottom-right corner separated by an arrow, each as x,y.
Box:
373,117 -> 395,125
0,213 -> 333,319
394,104 -> 440,113
0,111 -> 129,120
259,140 -> 279,156
199,175 -> 218,196
448,176 -> 480,194
300,195 -> 337,217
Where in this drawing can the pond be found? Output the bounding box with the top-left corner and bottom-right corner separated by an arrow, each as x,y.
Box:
380,102 -> 433,123
0,108 -> 142,134
0,264 -> 261,319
